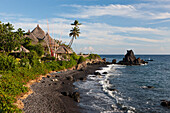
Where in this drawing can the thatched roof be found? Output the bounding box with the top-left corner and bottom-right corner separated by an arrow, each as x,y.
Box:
11,46 -> 30,53
31,24 -> 46,40
63,46 -> 73,54
24,33 -> 39,45
45,33 -> 59,47
24,25 -> 59,49
55,46 -> 73,54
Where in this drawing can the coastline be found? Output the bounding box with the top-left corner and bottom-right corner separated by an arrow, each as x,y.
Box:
22,62 -> 108,113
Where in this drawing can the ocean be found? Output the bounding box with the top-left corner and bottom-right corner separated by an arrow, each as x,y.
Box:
74,55 -> 170,113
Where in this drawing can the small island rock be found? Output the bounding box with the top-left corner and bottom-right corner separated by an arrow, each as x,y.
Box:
118,50 -> 148,65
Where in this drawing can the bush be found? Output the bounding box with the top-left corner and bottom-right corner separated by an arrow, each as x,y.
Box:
0,55 -> 18,71
78,56 -> 86,64
45,61 -> 61,71
87,54 -> 101,60
41,56 -> 56,61
25,44 -> 44,57
67,57 -> 77,68
20,58 -> 31,69
70,52 -> 80,60
28,51 -> 41,67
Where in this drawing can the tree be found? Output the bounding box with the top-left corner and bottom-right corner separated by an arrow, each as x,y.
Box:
24,44 -> 44,57
71,20 -> 81,27
22,37 -> 32,46
68,20 -> 81,47
0,21 -> 24,53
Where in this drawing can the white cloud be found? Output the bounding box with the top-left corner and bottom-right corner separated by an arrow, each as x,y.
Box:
61,4 -> 170,20
61,4 -> 138,19
1,11 -> 170,54
10,17 -> 170,47
0,13 -> 22,17
79,46 -> 94,52
18,18 -> 35,22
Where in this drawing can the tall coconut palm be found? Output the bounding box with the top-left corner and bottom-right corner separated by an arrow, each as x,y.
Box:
68,20 -> 81,47
71,20 -> 81,27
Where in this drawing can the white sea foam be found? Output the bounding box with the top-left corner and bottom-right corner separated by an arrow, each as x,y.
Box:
74,64 -> 136,113
95,64 -> 136,113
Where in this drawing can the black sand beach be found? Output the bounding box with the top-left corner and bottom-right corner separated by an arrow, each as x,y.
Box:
22,63 -> 107,113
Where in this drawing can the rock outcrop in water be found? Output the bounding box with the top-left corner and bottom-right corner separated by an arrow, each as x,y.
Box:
161,100 -> 170,107
118,50 -> 148,65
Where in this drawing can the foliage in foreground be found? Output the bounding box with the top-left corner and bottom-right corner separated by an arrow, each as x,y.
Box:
0,54 -> 79,112
0,21 -> 25,53
0,53 -> 99,112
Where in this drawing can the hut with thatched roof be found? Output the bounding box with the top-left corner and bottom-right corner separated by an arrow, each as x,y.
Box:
10,46 -> 30,58
55,46 -> 73,60
24,31 -> 39,45
24,24 -> 59,54
11,46 -> 30,53
31,24 -> 46,40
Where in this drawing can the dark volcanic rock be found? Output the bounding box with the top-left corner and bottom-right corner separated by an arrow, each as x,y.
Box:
118,50 -> 148,65
107,88 -> 118,92
23,63 -> 108,113
94,72 -> 101,75
112,59 -> 117,64
66,76 -> 74,81
79,77 -> 86,81
102,58 -> 106,62
161,100 -> 170,107
71,92 -> 80,103
102,72 -> 108,74
142,86 -> 154,89
147,86 -> 154,89
61,92 -> 70,96
76,62 -> 87,70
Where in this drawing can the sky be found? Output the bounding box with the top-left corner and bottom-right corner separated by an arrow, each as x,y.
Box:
0,0 -> 170,54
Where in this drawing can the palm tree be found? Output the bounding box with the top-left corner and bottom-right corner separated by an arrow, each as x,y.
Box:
71,20 -> 81,27
68,20 -> 81,47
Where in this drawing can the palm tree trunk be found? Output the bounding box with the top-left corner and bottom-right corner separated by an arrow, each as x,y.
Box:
68,37 -> 74,47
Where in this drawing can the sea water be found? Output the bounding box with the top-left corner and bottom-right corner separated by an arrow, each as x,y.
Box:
74,55 -> 170,113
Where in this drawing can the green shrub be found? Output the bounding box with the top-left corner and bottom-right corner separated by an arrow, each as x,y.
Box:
41,56 -> 56,61
70,52 -> 80,60
25,44 -> 44,57
28,51 -> 41,67
0,90 -> 22,112
0,55 -> 18,71
67,57 -> 77,68
78,56 -> 86,64
45,61 -> 61,71
87,54 -> 101,60
20,58 -> 31,69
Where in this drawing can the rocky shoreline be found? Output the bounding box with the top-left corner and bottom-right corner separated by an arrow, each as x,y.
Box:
22,61 -> 108,113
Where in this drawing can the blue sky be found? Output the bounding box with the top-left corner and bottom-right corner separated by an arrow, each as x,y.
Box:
0,0 -> 170,54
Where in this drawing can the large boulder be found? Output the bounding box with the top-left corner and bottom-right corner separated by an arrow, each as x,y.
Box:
66,76 -> 74,81
118,50 -> 148,65
94,72 -> 101,75
70,92 -> 80,102
102,58 -> 106,62
76,62 -> 87,70
161,100 -> 170,107
124,50 -> 136,63
112,59 -> 117,64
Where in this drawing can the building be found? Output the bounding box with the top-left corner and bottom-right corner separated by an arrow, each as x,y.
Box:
24,24 -> 59,53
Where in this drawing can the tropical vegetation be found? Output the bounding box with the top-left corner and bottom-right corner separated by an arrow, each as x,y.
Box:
0,21 -> 100,112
